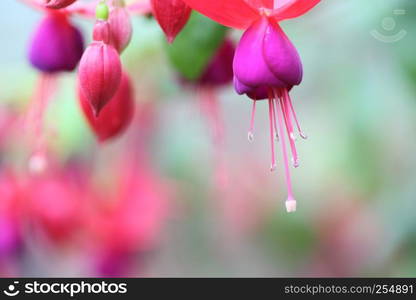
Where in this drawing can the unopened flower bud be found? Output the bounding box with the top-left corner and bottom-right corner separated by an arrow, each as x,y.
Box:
108,4 -> 132,53
28,12 -> 84,73
78,72 -> 134,142
78,20 -> 122,116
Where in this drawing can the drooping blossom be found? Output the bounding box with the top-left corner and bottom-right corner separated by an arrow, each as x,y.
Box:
0,172 -> 22,259
0,171 -> 22,276
182,0 -> 321,212
24,173 -> 85,243
108,0 -> 133,53
28,11 -> 84,73
78,72 -> 135,142
151,0 -> 192,43
26,10 -> 84,173
181,38 -> 235,145
78,2 -> 122,116
87,158 -> 170,276
309,198 -> 381,276
43,0 -> 77,10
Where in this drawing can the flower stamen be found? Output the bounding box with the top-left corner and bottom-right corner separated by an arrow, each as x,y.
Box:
274,88 -> 296,212
247,100 -> 256,142
285,89 -> 308,140
268,98 -> 277,172
281,90 -> 299,168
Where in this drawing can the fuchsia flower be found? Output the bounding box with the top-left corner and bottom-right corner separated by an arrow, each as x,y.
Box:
87,159 -> 170,276
78,72 -> 135,142
28,11 -> 84,73
182,0 -> 321,212
25,173 -> 85,243
78,3 -> 122,116
151,0 -> 192,43
43,0 -> 78,9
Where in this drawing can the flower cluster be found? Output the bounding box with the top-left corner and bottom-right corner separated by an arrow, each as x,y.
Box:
24,0 -> 322,212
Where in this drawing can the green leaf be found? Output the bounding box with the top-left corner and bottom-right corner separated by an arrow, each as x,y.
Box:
164,12 -> 228,81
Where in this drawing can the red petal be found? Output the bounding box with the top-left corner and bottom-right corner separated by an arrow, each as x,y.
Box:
151,0 -> 192,43
79,72 -> 134,142
246,0 -> 273,10
181,0 -> 259,29
272,0 -> 321,21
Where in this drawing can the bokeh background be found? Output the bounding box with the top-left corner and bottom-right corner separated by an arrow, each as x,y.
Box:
0,0 -> 415,277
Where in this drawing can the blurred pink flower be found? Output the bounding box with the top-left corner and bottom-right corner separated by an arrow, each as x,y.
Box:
86,158 -> 171,276
24,172 -> 85,243
0,172 -> 22,258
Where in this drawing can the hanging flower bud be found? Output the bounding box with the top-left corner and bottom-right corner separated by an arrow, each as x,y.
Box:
78,2 -> 122,116
78,72 -> 135,142
151,0 -> 192,43
108,0 -> 132,53
43,0 -> 77,9
233,17 -> 303,98
199,39 -> 235,87
28,12 -> 84,73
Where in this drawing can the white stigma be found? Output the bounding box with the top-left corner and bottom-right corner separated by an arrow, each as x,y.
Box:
247,131 -> 254,143
285,199 -> 297,213
28,153 -> 47,174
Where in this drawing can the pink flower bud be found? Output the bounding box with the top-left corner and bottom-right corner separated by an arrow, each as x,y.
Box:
78,72 -> 135,142
43,0 -> 77,9
108,5 -> 132,53
151,0 -> 192,43
78,21 -> 122,116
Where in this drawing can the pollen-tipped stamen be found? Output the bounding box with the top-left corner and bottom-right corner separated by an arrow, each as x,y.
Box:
274,88 -> 296,212
268,98 -> 277,172
281,89 -> 299,168
270,93 -> 279,142
248,100 -> 256,142
285,89 -> 307,140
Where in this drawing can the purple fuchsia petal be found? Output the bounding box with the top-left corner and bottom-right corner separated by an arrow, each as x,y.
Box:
233,76 -> 252,95
263,21 -> 303,87
233,76 -> 268,100
247,86 -> 269,100
233,17 -> 286,90
28,13 -> 84,73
